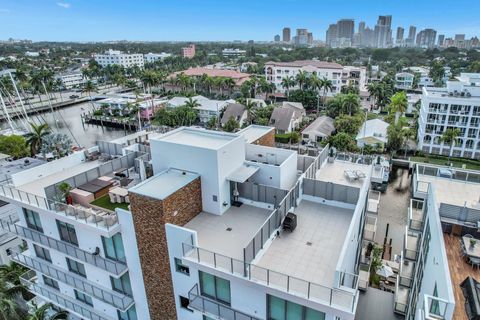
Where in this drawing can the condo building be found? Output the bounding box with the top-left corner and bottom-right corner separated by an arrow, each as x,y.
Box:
265,60 -> 367,96
182,44 -> 196,59
418,73 -> 480,159
94,49 -> 144,69
0,123 -> 462,320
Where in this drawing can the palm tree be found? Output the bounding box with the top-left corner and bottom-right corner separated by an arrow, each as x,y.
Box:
341,93 -> 361,116
389,91 -> 408,125
0,263 -> 28,286
82,80 -> 97,111
319,77 -> 333,109
402,127 -> 415,158
140,70 -> 159,94
184,97 -> 200,109
0,278 -> 24,320
214,77 -> 225,96
25,122 -> 49,156
281,76 -> 295,99
368,82 -> 382,110
25,303 -> 68,320
244,99 -> 257,125
259,77 -> 272,101
223,77 -> 236,95
295,71 -> 308,90
308,74 -> 322,114
441,128 -> 461,163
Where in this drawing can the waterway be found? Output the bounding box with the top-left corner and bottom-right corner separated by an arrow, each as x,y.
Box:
7,101 -> 131,148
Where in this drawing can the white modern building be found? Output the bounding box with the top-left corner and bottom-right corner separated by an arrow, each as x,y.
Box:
222,48 -> 247,57
418,73 -> 480,159
143,52 -> 172,63
94,49 -> 144,69
167,95 -> 229,124
395,72 -> 415,90
402,66 -> 452,88
55,71 -> 87,89
265,60 -> 367,96
356,119 -> 389,150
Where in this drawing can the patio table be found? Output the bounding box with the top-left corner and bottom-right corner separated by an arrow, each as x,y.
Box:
463,236 -> 480,258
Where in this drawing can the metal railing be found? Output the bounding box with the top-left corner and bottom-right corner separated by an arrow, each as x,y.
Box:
409,199 -> 425,232
363,214 -> 377,242
422,294 -> 450,320
20,270 -> 114,320
188,284 -> 260,320
182,243 -> 357,312
12,251 -> 133,311
0,183 -> 119,230
404,227 -> 421,261
0,216 -> 127,275
394,280 -> 409,315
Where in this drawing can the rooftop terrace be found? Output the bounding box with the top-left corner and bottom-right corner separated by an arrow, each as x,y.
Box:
316,160 -> 370,188
237,125 -> 273,144
184,204 -> 271,260
153,127 -> 238,150
256,200 -> 353,287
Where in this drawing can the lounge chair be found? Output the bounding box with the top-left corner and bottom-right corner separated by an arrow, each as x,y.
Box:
344,170 -> 358,181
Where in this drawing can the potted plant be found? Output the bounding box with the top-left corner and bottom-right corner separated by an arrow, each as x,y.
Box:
328,147 -> 336,163
58,182 -> 73,205
470,238 -> 477,248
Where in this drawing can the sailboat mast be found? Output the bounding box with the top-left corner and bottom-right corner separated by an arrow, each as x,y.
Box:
8,72 -> 31,128
0,90 -> 16,133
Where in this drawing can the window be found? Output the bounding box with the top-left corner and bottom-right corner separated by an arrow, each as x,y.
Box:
118,305 -> 137,320
74,289 -> 93,306
34,244 -> 51,262
175,258 -> 190,275
43,275 -> 59,290
180,295 -> 193,312
199,271 -> 230,305
102,233 -> 126,263
430,283 -> 440,315
24,209 -> 43,232
57,220 -> 78,246
203,316 -> 215,320
111,272 -> 132,296
267,295 -> 325,320
67,258 -> 86,277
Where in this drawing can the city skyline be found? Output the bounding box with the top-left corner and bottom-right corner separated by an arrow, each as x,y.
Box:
0,0 -> 479,41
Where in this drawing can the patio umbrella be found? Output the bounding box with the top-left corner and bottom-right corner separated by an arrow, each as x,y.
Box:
376,264 -> 394,278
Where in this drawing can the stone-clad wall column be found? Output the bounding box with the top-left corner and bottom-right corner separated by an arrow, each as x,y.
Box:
129,177 -> 202,320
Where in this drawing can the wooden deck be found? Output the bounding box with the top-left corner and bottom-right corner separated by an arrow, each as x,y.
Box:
444,233 -> 477,320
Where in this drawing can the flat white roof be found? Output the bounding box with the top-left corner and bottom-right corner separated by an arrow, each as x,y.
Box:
257,200 -> 353,287
185,204 -> 271,260
153,127 -> 239,150
316,161 -> 370,188
237,125 -> 274,144
129,168 -> 199,200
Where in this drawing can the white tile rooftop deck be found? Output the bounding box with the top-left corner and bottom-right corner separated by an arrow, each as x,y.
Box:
155,128 -> 237,150
316,161 -> 369,187
417,174 -> 480,209
184,204 -> 271,260
256,200 -> 353,287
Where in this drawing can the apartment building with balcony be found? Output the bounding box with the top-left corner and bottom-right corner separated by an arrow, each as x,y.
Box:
94,49 -> 144,69
264,60 -> 367,96
417,73 -> 480,159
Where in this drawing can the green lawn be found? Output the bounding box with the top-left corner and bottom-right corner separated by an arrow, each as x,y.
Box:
410,156 -> 480,171
90,195 -> 130,211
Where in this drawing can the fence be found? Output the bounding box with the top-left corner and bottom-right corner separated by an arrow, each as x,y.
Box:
237,182 -> 288,206
182,243 -> 357,313
439,203 -> 480,225
243,182 -> 300,263
303,144 -> 329,179
297,155 -> 316,173
416,163 -> 480,183
302,179 -> 360,205
97,140 -> 124,156
44,151 -> 139,200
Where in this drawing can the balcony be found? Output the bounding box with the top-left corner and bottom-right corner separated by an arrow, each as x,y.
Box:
398,255 -> 415,288
394,280 -> 410,315
363,214 -> 377,242
188,284 -> 260,320
20,270 -> 115,320
421,294 -> 451,320
12,251 -> 133,311
409,199 -> 425,232
0,216 -> 127,276
182,243 -> 358,313
404,228 -> 421,261
0,183 -> 119,232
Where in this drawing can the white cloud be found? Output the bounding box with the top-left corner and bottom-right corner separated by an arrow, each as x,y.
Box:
57,2 -> 71,9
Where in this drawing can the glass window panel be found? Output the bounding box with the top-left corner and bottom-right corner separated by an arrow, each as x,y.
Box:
305,308 -> 325,320
199,271 -> 216,298
215,277 -> 231,304
269,295 -> 286,320
113,233 -> 126,262
286,301 -> 303,320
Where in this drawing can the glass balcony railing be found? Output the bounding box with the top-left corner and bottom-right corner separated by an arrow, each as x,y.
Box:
422,294 -> 451,320
20,270 -> 114,320
404,228 -> 421,261
182,243 -> 358,313
188,284 -> 260,320
409,199 -> 425,232
0,183 -> 118,231
12,251 -> 133,311
0,216 -> 127,275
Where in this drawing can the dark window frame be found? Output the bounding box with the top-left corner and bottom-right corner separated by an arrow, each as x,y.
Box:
56,220 -> 79,246
179,295 -> 193,312
43,275 -> 59,290
199,271 -> 231,306
174,258 -> 190,275
110,272 -> 132,297
74,289 -> 93,306
66,258 -> 86,278
102,233 -> 126,264
24,208 -> 43,233
33,244 -> 52,262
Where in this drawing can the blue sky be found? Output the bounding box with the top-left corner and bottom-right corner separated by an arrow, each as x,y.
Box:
0,0 -> 479,42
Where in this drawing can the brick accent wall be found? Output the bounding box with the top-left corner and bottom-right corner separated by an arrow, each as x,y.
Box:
129,177 -> 202,320
253,129 -> 275,147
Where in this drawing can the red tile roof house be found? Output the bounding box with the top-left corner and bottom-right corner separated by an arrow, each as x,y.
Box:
166,67 -> 251,93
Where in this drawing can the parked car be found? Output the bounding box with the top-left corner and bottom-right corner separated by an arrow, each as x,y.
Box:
69,94 -> 80,99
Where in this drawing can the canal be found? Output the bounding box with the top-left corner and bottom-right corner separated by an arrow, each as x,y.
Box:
9,101 -> 131,148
